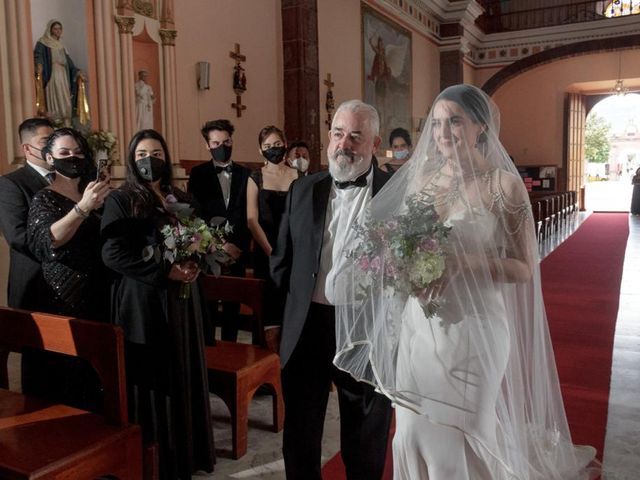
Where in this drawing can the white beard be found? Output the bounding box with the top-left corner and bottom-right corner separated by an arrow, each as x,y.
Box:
328,149 -> 369,182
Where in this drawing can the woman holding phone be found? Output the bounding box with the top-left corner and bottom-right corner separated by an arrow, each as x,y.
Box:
26,127 -> 111,412
28,127 -> 111,320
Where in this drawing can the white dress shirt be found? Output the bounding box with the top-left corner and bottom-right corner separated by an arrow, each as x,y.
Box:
312,170 -> 373,305
213,161 -> 232,208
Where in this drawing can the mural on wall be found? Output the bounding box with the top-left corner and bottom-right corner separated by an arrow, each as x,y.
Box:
362,5 -> 411,149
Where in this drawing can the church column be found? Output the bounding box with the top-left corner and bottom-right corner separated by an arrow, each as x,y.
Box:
159,29 -> 180,167
281,0 -> 321,170
438,2 -> 483,90
0,0 -> 35,166
93,0 -> 122,161
115,16 -> 136,148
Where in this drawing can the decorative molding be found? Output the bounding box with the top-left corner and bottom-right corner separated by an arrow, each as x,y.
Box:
159,29 -> 177,46
133,0 -> 154,18
372,0 -> 640,70
115,16 -> 135,34
483,34 -> 640,95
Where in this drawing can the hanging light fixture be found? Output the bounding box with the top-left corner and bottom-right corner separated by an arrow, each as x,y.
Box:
610,53 -> 629,97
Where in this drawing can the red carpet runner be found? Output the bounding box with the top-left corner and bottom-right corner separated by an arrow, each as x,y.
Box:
322,213 -> 628,478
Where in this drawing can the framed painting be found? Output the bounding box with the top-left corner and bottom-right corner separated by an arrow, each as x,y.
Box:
362,4 -> 412,150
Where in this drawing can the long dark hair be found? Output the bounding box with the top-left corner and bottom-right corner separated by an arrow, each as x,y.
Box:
122,129 -> 174,217
42,127 -> 94,193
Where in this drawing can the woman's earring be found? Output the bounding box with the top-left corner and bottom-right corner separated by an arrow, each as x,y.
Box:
475,132 -> 487,147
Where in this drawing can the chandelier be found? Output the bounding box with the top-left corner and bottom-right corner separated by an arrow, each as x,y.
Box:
610,53 -> 629,97
611,79 -> 629,96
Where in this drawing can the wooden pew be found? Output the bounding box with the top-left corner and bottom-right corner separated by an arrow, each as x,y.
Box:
200,275 -> 284,459
0,307 -> 142,479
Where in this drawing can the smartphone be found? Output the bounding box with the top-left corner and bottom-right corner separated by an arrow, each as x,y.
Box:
96,158 -> 109,182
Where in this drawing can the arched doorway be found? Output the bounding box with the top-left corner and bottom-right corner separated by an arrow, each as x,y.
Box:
584,94 -> 640,211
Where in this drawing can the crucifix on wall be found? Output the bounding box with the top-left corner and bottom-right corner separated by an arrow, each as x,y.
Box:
324,73 -> 335,128
230,43 -> 247,117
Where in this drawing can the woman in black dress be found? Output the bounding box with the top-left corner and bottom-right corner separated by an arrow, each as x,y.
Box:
631,167 -> 640,215
247,126 -> 299,341
27,127 -> 111,410
101,129 -> 215,479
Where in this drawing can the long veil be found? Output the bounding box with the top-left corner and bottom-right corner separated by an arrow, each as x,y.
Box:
333,85 -> 599,478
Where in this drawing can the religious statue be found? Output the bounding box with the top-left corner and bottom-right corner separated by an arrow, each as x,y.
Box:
233,63 -> 247,94
34,19 -> 87,127
135,70 -> 155,131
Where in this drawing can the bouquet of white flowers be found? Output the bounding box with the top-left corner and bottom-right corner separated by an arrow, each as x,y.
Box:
348,193 -> 450,318
87,130 -> 117,158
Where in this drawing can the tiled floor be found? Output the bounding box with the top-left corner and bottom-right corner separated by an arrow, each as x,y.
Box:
6,213 -> 639,479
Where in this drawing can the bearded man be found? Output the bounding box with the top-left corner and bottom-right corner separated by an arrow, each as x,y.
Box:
271,100 -> 393,480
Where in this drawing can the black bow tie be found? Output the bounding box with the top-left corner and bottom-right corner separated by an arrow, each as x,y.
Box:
334,170 -> 369,189
215,164 -> 233,174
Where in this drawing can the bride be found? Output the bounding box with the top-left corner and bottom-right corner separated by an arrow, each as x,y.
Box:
333,84 -> 599,479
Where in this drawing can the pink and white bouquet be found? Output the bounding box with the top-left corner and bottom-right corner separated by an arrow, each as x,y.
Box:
349,193 -> 450,318
160,213 -> 232,298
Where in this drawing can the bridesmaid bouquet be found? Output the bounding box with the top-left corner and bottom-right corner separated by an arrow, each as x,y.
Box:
160,214 -> 233,299
349,193 -> 450,318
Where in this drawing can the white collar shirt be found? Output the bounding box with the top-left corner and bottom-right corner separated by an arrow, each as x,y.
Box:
213,161 -> 232,208
312,169 -> 373,305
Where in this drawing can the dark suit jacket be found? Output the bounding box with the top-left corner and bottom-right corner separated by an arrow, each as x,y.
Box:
0,164 -> 49,309
270,166 -> 391,367
187,161 -> 251,251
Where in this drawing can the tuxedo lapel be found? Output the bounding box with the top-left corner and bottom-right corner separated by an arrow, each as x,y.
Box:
23,164 -> 48,191
312,174 -> 332,262
204,161 -> 225,211
228,163 -> 243,214
371,165 -> 390,197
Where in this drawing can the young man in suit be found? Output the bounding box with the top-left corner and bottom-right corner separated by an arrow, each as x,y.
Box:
271,100 -> 393,479
188,119 -> 251,341
0,117 -> 54,309
0,118 -> 54,393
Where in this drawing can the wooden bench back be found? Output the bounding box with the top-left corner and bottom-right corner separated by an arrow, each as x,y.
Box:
0,307 -> 128,426
199,275 -> 267,347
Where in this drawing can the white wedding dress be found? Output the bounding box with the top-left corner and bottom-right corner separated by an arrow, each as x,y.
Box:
393,207 -> 511,479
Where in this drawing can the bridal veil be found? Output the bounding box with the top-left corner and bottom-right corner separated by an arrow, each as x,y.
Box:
333,84 -> 599,479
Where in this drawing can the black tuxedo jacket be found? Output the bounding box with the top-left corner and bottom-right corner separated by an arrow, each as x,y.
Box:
187,161 -> 251,251
270,166 -> 391,367
0,164 -> 49,309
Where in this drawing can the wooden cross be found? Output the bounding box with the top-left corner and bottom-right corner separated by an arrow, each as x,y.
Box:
229,43 -> 246,64
324,73 -> 334,90
232,95 -> 246,117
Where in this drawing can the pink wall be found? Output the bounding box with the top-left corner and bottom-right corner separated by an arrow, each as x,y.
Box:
318,0 -> 440,163
174,0 -> 283,165
491,49 -> 640,167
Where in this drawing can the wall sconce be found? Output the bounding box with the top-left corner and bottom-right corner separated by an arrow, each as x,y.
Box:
197,61 -> 210,90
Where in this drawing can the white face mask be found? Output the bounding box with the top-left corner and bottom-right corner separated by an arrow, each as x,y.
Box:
393,149 -> 410,161
292,156 -> 309,172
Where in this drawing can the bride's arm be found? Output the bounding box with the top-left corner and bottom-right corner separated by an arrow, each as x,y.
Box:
488,170 -> 536,283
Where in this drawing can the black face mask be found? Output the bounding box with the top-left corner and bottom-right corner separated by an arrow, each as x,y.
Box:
135,156 -> 165,182
52,156 -> 85,179
210,145 -> 232,163
262,146 -> 286,164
